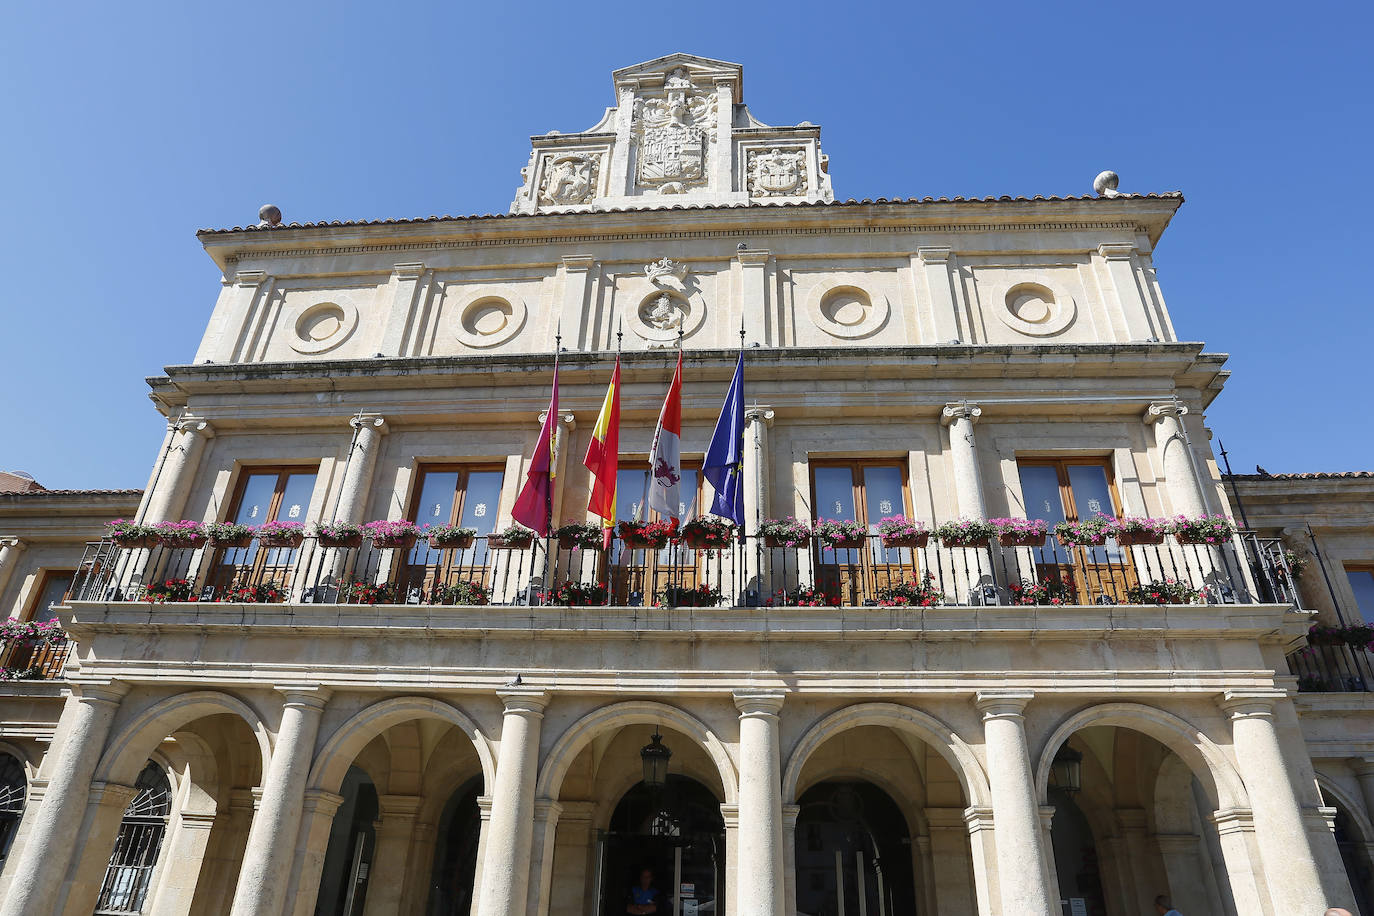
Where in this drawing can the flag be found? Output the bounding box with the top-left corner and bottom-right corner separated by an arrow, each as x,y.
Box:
511,355 -> 560,536
703,351 -> 745,526
648,351 -> 684,523
584,356 -> 621,546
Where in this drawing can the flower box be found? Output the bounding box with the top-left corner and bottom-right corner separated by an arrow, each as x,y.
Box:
819,535 -> 866,550
319,533 -> 364,549
758,518 -> 812,549
880,533 -> 929,549
618,520 -> 677,550
1115,530 -> 1165,546
1057,532 -> 1108,548
428,531 -> 476,550
934,519 -> 997,549
115,533 -> 159,549
999,533 -> 1046,548
991,518 -> 1048,549
373,534 -> 417,550
681,518 -> 735,550
814,518 -> 868,550
207,522 -> 255,549
107,519 -> 158,549
362,520 -> 421,550
211,535 -> 254,549
1171,514 -> 1236,546
683,530 -> 727,549
490,533 -> 535,550
153,521 -> 208,550
555,524 -> 604,551
260,532 -> 305,548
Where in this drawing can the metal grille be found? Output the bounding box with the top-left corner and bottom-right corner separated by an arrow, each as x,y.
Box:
0,754 -> 24,815
94,763 -> 171,915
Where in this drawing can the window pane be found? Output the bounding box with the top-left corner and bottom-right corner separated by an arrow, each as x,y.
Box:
277,473 -> 317,523
233,474 -> 279,524
1066,465 -> 1116,521
814,467 -> 856,521
31,574 -> 73,623
415,472 -> 461,526
676,468 -> 699,521
1018,465 -> 1066,559
1348,570 -> 1374,625
459,472 -> 504,533
863,466 -> 906,563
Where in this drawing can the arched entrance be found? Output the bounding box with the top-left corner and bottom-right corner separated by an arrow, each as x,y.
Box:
795,780 -> 915,916
314,766 -> 379,916
599,774 -> 725,916
94,761 -> 173,915
425,776 -> 482,916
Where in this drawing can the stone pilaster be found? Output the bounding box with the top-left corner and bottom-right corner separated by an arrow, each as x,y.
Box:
974,690 -> 1054,915
378,262 -> 429,356
781,803 -> 800,916
1097,242 -> 1159,341
927,807 -> 979,916
229,687 -> 331,916
0,681 -> 128,916
361,794 -> 422,916
733,691 -> 786,916
333,415 -> 388,525
476,690 -> 549,916
942,403 -> 987,520
526,797 -> 563,916
737,249 -> 771,346
0,538 -> 26,612
556,256 -> 597,350
720,803 -> 740,916
917,247 -> 964,343
283,789 -> 345,916
1219,690 -> 1327,913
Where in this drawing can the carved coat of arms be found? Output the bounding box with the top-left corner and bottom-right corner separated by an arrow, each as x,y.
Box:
539,154 -> 598,205
748,148 -> 807,197
633,70 -> 717,194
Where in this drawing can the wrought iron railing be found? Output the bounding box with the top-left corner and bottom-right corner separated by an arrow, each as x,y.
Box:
1288,643 -> 1374,693
68,530 -> 1297,612
0,637 -> 73,681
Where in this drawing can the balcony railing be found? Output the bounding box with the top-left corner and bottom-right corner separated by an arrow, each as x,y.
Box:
0,636 -> 73,681
68,529 -> 1299,612
1288,643 -> 1374,693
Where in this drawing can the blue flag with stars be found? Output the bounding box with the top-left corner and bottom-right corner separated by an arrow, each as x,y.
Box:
703,351 -> 745,525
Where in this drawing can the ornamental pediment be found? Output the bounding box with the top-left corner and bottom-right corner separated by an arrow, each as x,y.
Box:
511,53 -> 833,214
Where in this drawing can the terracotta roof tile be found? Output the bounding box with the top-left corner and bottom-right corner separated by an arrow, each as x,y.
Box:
1229,471 -> 1374,480
0,488 -> 143,498
198,192 -> 1184,235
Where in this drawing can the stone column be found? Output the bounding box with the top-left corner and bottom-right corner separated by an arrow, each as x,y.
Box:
941,403 -> 986,520
556,256 -> 597,350
229,687 -> 331,916
927,807 -> 979,916
974,690 -> 1054,916
142,418 -> 215,523
1219,690 -> 1327,913
0,680 -> 127,916
333,415 -> 388,525
476,690 -> 549,916
781,803 -> 800,916
738,249 -> 772,345
733,691 -> 786,916
916,247 -> 964,343
149,811 -> 218,916
1209,807 -> 1267,913
283,789 -> 344,916
1155,833 -> 1219,916
0,537 -> 26,611
526,798 -> 563,916
720,803 -> 740,916
361,794 -> 422,916
1144,402 -> 1208,517
743,407 -> 775,602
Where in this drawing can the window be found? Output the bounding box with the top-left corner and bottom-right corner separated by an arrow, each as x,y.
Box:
26,570 -> 74,623
808,461 -> 915,602
610,463 -> 704,606
1347,567 -> 1374,625
213,468 -> 318,593
95,762 -> 171,915
398,465 -> 506,601
1016,458 -> 1133,602
0,753 -> 24,870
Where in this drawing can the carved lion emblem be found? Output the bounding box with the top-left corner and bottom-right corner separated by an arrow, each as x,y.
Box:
539,154 -> 598,205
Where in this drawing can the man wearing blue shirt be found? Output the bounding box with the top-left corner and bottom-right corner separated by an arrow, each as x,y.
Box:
626,868 -> 661,915
1153,895 -> 1182,916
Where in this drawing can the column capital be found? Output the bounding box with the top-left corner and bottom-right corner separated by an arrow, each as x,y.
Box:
498,689 -> 550,717
87,780 -> 139,809
744,405 -> 775,427
69,679 -> 130,706
179,810 -> 219,831
532,797 -> 564,823
1209,806 -> 1255,834
377,794 -> 424,819
302,788 -> 345,817
1039,804 -> 1057,829
916,246 -> 952,263
1144,400 -> 1189,425
349,413 -> 388,434
736,248 -> 771,267
974,689 -> 1034,718
0,537 -> 25,551
781,803 -> 801,829
1097,242 -> 1137,260
477,795 -> 494,820
233,269 -> 269,288
941,401 -> 982,426
560,255 -> 597,272
962,804 -> 995,834
538,410 -> 577,431
556,800 -> 596,826
733,690 -> 786,717
924,806 -> 970,830
719,803 -> 739,829
392,261 -> 425,280
274,685 -> 332,710
175,416 -> 215,438
1219,688 -> 1284,718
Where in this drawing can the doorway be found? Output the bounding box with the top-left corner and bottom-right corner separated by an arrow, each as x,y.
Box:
794,780 -> 916,916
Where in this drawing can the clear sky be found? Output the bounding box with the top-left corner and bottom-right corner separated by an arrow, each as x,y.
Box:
2,0 -> 1369,489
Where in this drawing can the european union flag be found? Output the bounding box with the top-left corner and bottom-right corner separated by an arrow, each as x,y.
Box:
703,351 -> 745,526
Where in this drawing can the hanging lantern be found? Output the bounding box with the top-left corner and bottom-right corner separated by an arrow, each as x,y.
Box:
1049,744 -> 1083,794
640,730 -> 672,789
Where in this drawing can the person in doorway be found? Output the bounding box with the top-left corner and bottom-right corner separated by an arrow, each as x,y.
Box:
1153,895 -> 1182,916
626,868 -> 661,914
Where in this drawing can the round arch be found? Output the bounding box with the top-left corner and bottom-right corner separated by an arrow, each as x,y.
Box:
307,696 -> 495,795
95,690 -> 272,786
782,703 -> 991,808
793,765 -> 928,839
1317,775 -> 1374,846
536,701 -> 738,804
1033,702 -> 1247,810
0,741 -> 37,776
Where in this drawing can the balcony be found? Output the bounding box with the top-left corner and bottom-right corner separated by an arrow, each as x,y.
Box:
0,628 -> 73,681
68,529 -> 1299,613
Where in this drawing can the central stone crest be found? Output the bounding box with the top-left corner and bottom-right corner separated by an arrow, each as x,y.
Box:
633,68 -> 717,194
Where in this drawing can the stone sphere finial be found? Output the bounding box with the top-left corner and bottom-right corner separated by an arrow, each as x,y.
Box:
1092,170 -> 1122,198
257,204 -> 282,228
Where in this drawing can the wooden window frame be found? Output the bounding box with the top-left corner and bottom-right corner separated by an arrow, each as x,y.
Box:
405,463 -> 509,528
1346,565 -> 1374,622
224,465 -> 319,527
24,569 -> 74,622
807,459 -> 917,604
1014,456 -> 1126,523
807,458 -> 915,527
213,466 -> 320,595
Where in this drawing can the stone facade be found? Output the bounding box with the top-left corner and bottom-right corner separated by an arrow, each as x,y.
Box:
1,53 -> 1373,916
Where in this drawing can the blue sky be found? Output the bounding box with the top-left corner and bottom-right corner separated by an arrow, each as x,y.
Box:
1,0 -> 1369,488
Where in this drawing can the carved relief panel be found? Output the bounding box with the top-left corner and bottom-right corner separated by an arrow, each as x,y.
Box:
631,68 -> 718,195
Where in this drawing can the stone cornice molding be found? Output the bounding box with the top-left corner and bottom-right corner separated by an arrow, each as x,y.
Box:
924,807 -> 969,830
179,811 -> 219,830
377,794 -> 425,819
719,803 -> 740,828
781,803 -> 800,828
916,246 -> 952,263
560,255 -> 597,272
391,261 -> 425,280
70,680 -> 130,706
962,805 -> 995,834
941,402 -> 982,426
477,795 -> 494,819
275,685 -> 332,710
87,780 -> 139,807
735,249 -> 771,267
1209,806 -> 1255,834
1144,400 -> 1189,425
233,269 -> 268,287
349,414 -> 388,435
1039,805 -> 1056,828
498,689 -> 551,717
532,798 -> 564,822
302,788 -> 345,817
1097,242 -> 1137,260
733,689 -> 786,718
744,406 -> 775,427
974,689 -> 1034,719
1219,688 -> 1285,719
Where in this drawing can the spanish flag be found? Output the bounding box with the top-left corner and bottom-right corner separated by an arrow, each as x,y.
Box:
584,356 -> 621,547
